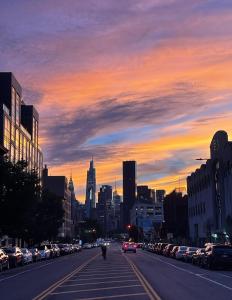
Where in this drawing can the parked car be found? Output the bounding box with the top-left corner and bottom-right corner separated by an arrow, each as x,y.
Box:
21,248 -> 33,264
73,244 -> 82,252
122,242 -> 137,253
142,243 -> 149,251
2,247 -> 24,268
192,248 -> 205,266
43,244 -> 56,258
183,247 -> 198,262
147,243 -> 155,252
29,248 -> 41,262
163,244 -> 176,257
170,246 -> 179,258
153,243 -> 161,254
201,244 -> 232,269
175,246 -> 188,260
0,248 -> 9,271
52,244 -> 60,257
58,244 -> 70,255
83,243 -> 92,249
157,243 -> 168,255
38,245 -> 51,259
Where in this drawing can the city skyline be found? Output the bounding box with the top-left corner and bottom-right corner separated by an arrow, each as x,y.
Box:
1,1 -> 232,201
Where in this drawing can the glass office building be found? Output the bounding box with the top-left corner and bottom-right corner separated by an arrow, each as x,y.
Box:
0,72 -> 43,176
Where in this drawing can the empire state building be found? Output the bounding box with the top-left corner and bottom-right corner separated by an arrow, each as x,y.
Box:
85,158 -> 96,219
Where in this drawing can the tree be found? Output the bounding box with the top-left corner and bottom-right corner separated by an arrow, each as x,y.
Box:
0,156 -> 64,245
33,189 -> 64,244
0,157 -> 40,241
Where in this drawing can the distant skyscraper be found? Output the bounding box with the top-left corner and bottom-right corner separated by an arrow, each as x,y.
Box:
97,185 -> 112,235
113,188 -> 122,231
85,158 -> 96,219
137,185 -> 151,202
123,161 -> 136,228
156,190 -> 166,203
68,176 -> 79,237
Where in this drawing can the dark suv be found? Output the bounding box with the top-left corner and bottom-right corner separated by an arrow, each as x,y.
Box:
0,249 -> 9,271
2,247 -> 24,268
201,244 -> 232,269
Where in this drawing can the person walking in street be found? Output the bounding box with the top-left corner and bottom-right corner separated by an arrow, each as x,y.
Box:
101,244 -> 107,260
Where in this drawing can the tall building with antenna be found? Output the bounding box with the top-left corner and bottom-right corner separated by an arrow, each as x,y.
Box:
113,180 -> 122,231
68,175 -> 79,237
85,158 -> 96,219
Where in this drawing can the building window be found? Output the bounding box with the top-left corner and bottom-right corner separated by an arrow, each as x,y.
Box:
15,93 -> 20,125
15,129 -> 20,162
3,116 -> 11,150
11,122 -> 15,143
11,87 -> 16,122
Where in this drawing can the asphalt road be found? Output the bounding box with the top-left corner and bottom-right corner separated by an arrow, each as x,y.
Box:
0,244 -> 232,300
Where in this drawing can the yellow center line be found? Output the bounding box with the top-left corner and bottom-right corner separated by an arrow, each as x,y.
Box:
32,253 -> 100,300
123,253 -> 162,300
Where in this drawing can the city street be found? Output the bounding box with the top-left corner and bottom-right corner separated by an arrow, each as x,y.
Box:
0,244 -> 232,300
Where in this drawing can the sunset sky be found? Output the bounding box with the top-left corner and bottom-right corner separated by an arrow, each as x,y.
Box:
1,0 -> 232,201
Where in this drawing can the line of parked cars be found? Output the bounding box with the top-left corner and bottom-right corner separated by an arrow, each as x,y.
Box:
0,243 -> 82,272
143,242 -> 232,270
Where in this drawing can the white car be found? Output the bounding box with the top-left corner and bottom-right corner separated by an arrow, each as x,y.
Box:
83,243 -> 92,249
21,248 -> 33,264
38,245 -> 51,259
175,246 -> 188,260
